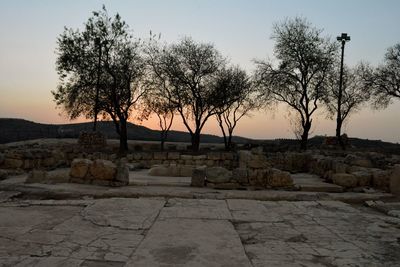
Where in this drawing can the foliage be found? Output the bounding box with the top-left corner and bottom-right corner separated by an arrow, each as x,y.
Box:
323,64 -> 371,129
255,17 -> 337,149
370,43 -> 400,108
146,37 -> 227,151
53,6 -> 146,153
214,66 -> 260,150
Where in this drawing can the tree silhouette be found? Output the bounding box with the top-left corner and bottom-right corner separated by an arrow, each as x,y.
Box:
323,64 -> 371,145
370,43 -> 400,108
146,37 -> 226,151
255,17 -> 337,150
214,66 -> 259,150
53,6 -> 146,153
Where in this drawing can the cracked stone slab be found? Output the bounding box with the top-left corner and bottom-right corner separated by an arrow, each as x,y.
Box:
159,198 -> 232,220
81,198 -> 165,230
227,199 -> 282,222
128,218 -> 252,267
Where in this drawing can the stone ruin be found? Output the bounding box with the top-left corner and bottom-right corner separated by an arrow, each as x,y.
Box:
78,131 -> 107,150
0,139 -> 399,193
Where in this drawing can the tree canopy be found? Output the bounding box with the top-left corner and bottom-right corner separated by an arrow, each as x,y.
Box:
255,17 -> 337,149
53,6 -> 146,153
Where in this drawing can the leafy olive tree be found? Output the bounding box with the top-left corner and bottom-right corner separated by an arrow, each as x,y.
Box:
53,7 -> 146,153
255,17 -> 337,150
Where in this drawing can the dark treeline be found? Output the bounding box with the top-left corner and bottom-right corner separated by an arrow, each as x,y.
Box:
53,6 -> 400,153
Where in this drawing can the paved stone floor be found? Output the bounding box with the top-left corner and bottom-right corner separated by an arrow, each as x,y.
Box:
1,197 -> 400,266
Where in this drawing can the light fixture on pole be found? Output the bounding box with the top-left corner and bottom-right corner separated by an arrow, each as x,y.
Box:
336,33 -> 350,148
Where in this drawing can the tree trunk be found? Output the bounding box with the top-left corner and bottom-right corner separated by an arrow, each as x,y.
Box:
336,118 -> 345,149
160,130 -> 167,152
300,121 -> 311,150
191,130 -> 201,152
226,129 -> 234,151
119,118 -> 128,154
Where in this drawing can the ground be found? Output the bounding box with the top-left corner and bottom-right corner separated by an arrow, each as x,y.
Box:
1,196 -> 400,267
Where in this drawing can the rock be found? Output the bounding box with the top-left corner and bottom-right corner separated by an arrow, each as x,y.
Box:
333,162 -> 349,174
148,165 -> 170,176
26,170 -> 47,183
266,168 -> 293,188
207,152 -> 221,160
89,159 -> 117,180
3,158 -> 23,169
205,167 -> 232,183
251,146 -> 263,155
247,154 -> 269,169
332,173 -> 358,188
167,152 -> 180,160
70,158 -> 92,179
126,162 -> 144,171
0,153 -> 4,165
351,170 -> 372,187
179,165 -> 194,177
371,169 -> 391,191
46,169 -> 70,183
153,152 -> 167,160
390,165 -> 400,195
114,160 -> 129,186
345,154 -> 373,168
191,167 -> 206,187
237,150 -> 252,168
232,168 -> 248,185
180,155 -> 193,161
0,169 -> 8,180
193,155 -> 207,161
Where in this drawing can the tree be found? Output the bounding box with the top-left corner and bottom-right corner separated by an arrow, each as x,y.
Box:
53,7 -> 146,153
323,64 -> 371,145
255,17 -> 337,150
146,37 -> 226,151
370,43 -> 400,108
214,66 -> 259,150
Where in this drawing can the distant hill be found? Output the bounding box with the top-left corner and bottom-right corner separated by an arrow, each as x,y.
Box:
0,118 -> 251,144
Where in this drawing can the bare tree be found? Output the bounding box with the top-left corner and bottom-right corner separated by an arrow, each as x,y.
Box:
214,66 -> 259,150
370,43 -> 400,108
323,64 -> 371,146
255,17 -> 337,150
53,7 -> 146,153
146,37 -> 226,151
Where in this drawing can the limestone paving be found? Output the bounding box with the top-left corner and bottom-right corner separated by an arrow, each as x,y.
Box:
0,197 -> 399,266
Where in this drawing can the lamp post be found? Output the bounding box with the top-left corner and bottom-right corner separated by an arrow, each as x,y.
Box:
336,33 -> 350,147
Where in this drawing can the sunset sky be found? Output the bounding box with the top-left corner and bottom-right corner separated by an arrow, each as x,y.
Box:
1,0 -> 399,142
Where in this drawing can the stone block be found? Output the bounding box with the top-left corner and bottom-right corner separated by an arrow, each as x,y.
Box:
206,160 -> 215,167
167,152 -> 180,160
3,158 -> 23,169
372,169 -> 391,191
205,167 -> 232,183
181,155 -> 193,161
153,152 -> 167,160
351,170 -> 372,187
232,168 -> 248,185
247,154 -> 269,169
238,150 -> 252,168
191,167 -> 206,187
266,168 -> 293,188
148,165 -> 170,176
390,165 -> 400,195
115,161 -> 129,186
0,169 -> 7,180
26,170 -> 47,184
207,152 -> 221,160
70,158 -> 92,179
221,152 -> 234,160
180,165 -> 194,177
193,155 -> 207,161
332,173 -> 358,188
89,159 -> 117,180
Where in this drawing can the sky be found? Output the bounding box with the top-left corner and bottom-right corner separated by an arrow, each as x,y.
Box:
0,0 -> 399,142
